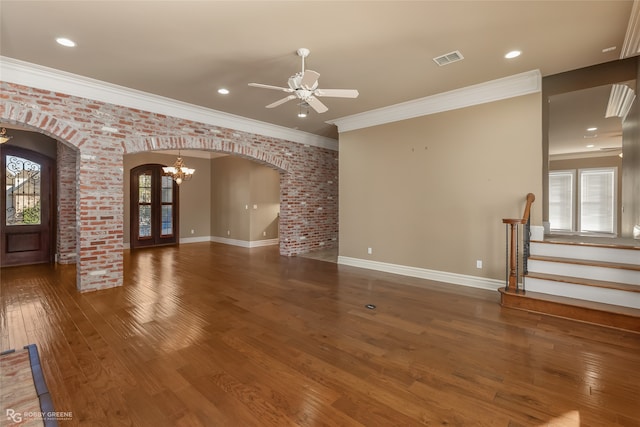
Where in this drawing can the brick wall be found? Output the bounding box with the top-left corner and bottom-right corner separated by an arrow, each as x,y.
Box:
0,82 -> 338,291
56,141 -> 77,264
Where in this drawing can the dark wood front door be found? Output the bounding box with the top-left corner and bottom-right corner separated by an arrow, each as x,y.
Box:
1,146 -> 54,266
130,164 -> 179,248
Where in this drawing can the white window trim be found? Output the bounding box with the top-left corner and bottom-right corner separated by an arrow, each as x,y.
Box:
549,169 -> 576,233
577,167 -> 618,236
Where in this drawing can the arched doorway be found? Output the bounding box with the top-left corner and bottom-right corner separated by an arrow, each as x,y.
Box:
1,145 -> 55,266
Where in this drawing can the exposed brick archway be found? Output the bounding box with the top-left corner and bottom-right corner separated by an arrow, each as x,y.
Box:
126,136 -> 291,173
1,82 -> 338,292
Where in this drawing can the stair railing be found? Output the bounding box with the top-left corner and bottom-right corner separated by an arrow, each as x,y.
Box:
502,193 -> 535,293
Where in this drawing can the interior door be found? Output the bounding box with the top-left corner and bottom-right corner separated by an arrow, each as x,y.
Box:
130,164 -> 179,248
1,146 -> 54,266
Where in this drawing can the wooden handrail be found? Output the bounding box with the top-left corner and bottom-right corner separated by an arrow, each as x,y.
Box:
521,193 -> 535,224
502,193 -> 535,225
502,193 -> 536,293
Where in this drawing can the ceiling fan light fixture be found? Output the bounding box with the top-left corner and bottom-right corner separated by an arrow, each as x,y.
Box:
248,48 -> 358,114
298,102 -> 309,118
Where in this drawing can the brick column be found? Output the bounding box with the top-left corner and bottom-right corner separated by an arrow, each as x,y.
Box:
76,148 -> 124,291
56,141 -> 77,264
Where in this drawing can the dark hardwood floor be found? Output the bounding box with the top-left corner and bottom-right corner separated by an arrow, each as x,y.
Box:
1,242 -> 639,426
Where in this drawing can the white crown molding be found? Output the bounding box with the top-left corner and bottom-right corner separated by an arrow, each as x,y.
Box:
0,56 -> 338,151
621,0 -> 640,58
327,69 -> 542,134
337,256 -> 503,291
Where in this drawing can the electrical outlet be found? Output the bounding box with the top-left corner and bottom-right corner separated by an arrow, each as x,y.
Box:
263,231 -> 267,236
476,260 -> 482,269
190,229 -> 195,235
227,230 -> 230,236
367,247 -> 372,255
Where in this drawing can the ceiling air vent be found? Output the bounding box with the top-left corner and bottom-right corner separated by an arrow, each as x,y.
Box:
433,50 -> 464,66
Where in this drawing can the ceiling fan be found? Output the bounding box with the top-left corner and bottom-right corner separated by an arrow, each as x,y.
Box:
248,48 -> 359,114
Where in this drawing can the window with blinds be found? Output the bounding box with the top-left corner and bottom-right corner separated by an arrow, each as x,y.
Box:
549,170 -> 575,232
579,168 -> 616,234
548,167 -> 617,235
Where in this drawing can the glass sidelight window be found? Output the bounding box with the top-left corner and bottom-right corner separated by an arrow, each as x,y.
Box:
5,155 -> 42,226
138,173 -> 152,238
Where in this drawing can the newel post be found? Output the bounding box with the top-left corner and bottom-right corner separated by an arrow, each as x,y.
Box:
502,193 -> 535,293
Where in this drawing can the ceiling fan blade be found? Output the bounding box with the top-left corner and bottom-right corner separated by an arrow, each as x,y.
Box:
314,88 -> 359,98
266,95 -> 296,108
306,96 -> 328,113
300,70 -> 320,90
248,83 -> 294,93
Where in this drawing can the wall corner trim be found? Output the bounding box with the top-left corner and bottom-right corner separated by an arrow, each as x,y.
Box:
327,69 -> 542,133
0,56 -> 338,151
337,256 -> 503,291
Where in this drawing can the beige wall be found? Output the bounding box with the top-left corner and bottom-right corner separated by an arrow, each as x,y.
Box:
250,164 -> 280,240
211,156 -> 251,240
123,152 -> 212,244
621,66 -> 640,236
339,93 -> 542,280
210,156 -> 280,241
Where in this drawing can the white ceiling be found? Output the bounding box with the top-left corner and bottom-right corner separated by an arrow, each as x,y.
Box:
0,0 -> 635,144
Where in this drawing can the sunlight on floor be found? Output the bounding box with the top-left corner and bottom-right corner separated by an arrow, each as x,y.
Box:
538,410 -> 580,427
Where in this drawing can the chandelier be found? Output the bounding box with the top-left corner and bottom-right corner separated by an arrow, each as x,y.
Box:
0,128 -> 12,144
163,152 -> 195,185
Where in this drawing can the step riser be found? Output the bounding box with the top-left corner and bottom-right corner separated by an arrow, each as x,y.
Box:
530,242 -> 640,265
526,278 -> 640,309
499,289 -> 640,333
528,260 -> 640,286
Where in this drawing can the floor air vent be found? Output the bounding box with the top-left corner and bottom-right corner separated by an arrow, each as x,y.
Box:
433,50 -> 464,66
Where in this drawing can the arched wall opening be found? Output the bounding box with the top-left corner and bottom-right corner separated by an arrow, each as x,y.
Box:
1,82 -> 338,292
124,150 -> 283,249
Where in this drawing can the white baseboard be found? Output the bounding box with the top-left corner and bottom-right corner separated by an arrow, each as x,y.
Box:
180,236 -> 212,245
123,236 -> 279,249
337,256 -> 503,291
210,236 -> 279,248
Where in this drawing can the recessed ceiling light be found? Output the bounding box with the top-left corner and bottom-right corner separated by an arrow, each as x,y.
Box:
587,127 -> 597,131
586,144 -> 595,148
56,37 -> 76,47
505,50 -> 521,59
217,88 -> 229,95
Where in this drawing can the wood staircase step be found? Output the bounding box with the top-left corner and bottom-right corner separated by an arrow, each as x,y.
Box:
526,272 -> 640,293
528,255 -> 640,271
499,287 -> 640,333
